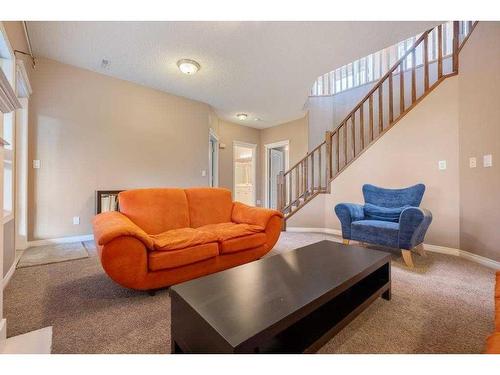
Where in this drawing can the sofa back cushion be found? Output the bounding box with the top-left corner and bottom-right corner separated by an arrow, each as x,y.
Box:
185,188 -> 233,228
118,188 -> 190,235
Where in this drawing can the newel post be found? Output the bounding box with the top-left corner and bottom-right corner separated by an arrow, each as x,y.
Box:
325,131 -> 333,189
452,21 -> 460,73
277,171 -> 285,213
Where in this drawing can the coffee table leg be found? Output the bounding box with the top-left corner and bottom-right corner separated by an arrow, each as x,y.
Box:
382,287 -> 391,301
171,339 -> 184,354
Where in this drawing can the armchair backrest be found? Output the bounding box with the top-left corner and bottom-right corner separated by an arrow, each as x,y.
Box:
362,184 -> 425,208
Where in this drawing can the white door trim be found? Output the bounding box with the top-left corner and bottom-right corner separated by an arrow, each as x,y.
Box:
15,97 -> 29,250
208,128 -> 219,187
233,140 -> 257,206
264,140 -> 289,208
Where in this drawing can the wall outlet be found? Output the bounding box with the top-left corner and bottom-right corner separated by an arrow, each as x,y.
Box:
201,170 -> 207,177
256,199 -> 261,206
469,157 -> 477,168
483,154 -> 493,167
438,160 -> 447,170
72,216 -> 80,225
33,159 -> 41,169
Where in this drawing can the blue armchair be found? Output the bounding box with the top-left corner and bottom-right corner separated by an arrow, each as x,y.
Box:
334,184 -> 432,268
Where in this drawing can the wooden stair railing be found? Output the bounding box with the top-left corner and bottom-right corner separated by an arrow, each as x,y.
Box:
278,21 -> 478,222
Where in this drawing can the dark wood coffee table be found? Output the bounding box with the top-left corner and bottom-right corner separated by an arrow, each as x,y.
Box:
170,240 -> 391,353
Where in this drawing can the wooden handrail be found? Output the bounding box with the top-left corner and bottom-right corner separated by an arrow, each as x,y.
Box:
284,141 -> 325,177
329,29 -> 431,136
280,21 -> 477,219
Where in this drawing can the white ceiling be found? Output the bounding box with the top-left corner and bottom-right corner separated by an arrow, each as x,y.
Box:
27,21 -> 438,128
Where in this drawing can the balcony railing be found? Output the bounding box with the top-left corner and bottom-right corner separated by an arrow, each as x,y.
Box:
309,21 -> 475,97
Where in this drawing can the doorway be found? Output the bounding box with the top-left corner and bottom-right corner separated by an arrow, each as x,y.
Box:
208,129 -> 219,187
233,141 -> 257,206
265,140 -> 289,209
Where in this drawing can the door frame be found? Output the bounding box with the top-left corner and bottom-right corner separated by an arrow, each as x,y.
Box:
208,128 -> 219,187
232,140 -> 257,206
264,140 -> 289,208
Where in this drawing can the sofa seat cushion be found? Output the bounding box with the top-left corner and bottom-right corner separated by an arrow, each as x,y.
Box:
351,220 -> 400,248
150,228 -> 218,251
485,332 -> 500,354
220,233 -> 267,254
198,222 -> 264,241
148,243 -> 219,271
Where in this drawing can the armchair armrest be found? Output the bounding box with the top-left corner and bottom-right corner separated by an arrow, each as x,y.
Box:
334,203 -> 365,239
92,211 -> 154,250
398,207 -> 432,250
232,202 -> 284,229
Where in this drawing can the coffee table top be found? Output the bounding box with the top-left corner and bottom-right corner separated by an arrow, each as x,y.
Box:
170,240 -> 391,349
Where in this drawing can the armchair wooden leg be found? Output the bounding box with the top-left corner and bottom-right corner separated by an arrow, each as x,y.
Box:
343,239 -> 350,245
401,249 -> 414,268
415,244 -> 427,257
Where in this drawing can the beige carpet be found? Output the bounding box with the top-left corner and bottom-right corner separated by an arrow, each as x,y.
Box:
4,232 -> 495,354
17,242 -> 89,268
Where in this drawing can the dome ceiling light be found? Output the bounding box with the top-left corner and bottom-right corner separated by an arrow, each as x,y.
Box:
177,59 -> 201,75
236,113 -> 248,121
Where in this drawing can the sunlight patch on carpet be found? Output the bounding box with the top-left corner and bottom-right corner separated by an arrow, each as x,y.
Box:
17,242 -> 89,268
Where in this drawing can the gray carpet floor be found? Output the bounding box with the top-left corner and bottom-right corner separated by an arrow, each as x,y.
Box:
4,232 -> 496,354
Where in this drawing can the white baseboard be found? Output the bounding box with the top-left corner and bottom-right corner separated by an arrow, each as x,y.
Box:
27,234 -> 94,248
287,227 -> 342,236
286,226 -> 500,270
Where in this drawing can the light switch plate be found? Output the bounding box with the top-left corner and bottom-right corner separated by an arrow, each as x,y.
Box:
201,170 -> 207,177
72,216 -> 80,225
33,159 -> 41,169
438,160 -> 447,170
484,154 -> 493,167
469,157 -> 477,168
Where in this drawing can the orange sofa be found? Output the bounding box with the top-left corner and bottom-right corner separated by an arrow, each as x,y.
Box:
485,271 -> 500,353
92,187 -> 283,291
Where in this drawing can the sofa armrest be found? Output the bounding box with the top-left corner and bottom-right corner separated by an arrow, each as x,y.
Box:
232,202 -> 284,229
398,207 -> 432,250
334,203 -> 365,239
92,211 -> 154,250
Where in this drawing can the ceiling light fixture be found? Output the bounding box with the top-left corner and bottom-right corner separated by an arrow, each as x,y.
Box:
177,59 -> 200,75
236,113 -> 248,121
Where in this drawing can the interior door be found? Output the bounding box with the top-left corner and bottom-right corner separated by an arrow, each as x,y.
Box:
234,144 -> 256,206
269,148 -> 285,209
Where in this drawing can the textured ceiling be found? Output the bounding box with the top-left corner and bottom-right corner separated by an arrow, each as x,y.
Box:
27,21 -> 438,128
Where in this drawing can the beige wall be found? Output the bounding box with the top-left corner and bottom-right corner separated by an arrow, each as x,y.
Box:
458,22 -> 500,261
292,78 -> 461,248
259,115 -> 309,207
29,57 -> 215,240
28,57 -> 308,240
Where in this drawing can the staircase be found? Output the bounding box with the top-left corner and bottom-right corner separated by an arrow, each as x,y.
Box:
277,21 -> 478,223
